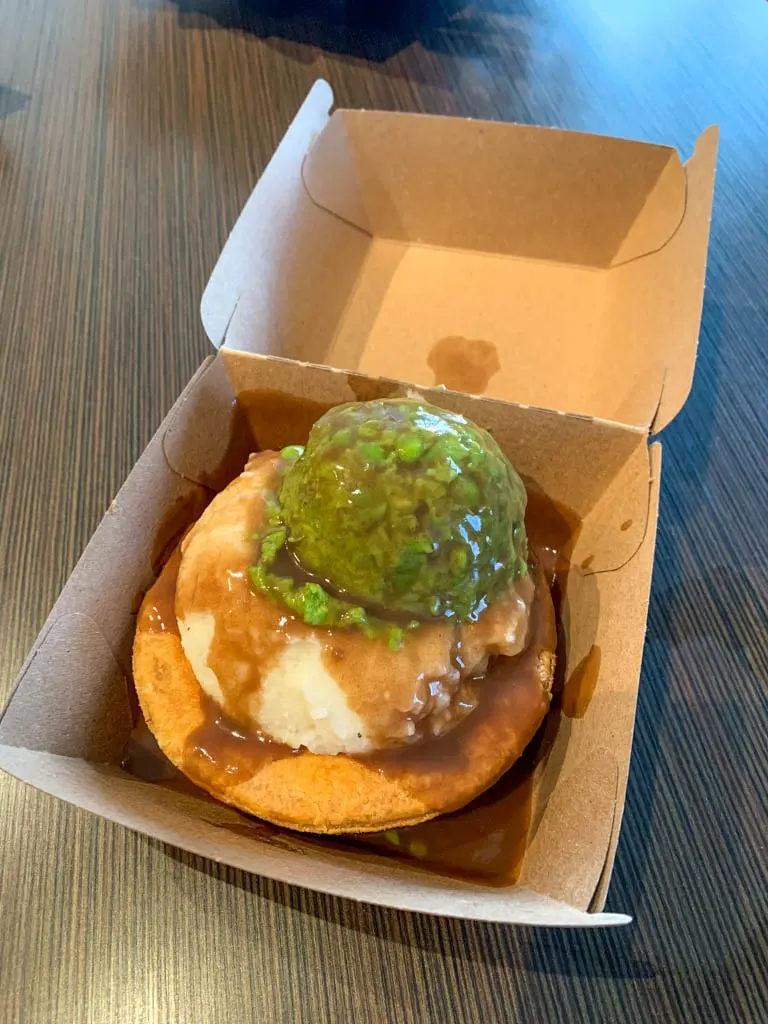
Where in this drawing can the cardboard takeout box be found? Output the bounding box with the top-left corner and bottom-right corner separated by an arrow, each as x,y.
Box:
0,81 -> 717,926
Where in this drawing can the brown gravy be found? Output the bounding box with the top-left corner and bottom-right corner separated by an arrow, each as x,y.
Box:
136,547 -> 181,636
150,492 -> 211,576
129,400 -> 586,886
355,751 -> 536,885
235,389 -> 334,455
345,376 -> 401,404
185,694 -> 295,785
525,488 -> 583,586
357,568 -> 553,812
136,518 -> 549,792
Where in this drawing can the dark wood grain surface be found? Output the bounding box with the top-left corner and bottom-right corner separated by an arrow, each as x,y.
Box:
1,0 -> 766,1020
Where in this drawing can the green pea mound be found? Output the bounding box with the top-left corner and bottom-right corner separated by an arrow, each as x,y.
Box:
275,398 -> 528,623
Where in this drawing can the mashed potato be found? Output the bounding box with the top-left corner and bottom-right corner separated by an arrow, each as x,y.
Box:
175,453 -> 533,756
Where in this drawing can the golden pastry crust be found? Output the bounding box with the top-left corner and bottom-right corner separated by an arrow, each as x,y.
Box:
132,570 -> 556,834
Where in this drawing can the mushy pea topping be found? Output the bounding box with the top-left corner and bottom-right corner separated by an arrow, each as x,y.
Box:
248,399 -> 528,645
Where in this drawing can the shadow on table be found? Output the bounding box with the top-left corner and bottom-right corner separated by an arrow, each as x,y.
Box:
522,270 -> 768,994
143,0 -> 534,69
0,86 -> 30,119
154,839 -> 673,1013
611,267 -> 730,909
156,834 -> 663,980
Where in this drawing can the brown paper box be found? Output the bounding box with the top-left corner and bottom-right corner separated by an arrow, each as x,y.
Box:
0,81 -> 717,927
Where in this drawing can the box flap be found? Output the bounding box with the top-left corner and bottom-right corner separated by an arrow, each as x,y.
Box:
0,614 -> 131,761
301,111 -> 717,430
589,441 -> 662,909
0,360 -> 219,700
303,108 -> 686,266
204,81 -> 716,431
520,750 -> 618,909
651,126 -> 719,432
0,748 -> 630,927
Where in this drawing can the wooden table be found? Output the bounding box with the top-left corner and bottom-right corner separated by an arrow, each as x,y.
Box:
1,0 -> 766,1020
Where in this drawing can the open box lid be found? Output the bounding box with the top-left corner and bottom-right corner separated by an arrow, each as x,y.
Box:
202,80 -> 717,433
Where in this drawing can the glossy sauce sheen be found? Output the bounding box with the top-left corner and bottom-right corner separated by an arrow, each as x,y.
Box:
138,547 -> 182,636
188,696 -> 293,783
133,548 -> 556,882
138,549 -> 549,749
174,454 -> 331,750
136,536 -> 300,780
133,419 -> 584,883
173,451 -> 537,754
356,752 -> 536,885
134,530 -> 569,885
360,567 -> 552,800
